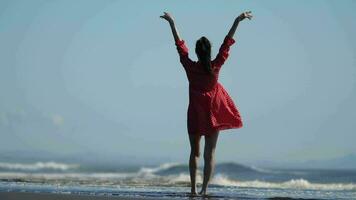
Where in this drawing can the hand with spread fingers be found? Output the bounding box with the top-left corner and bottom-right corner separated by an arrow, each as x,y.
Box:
236,11 -> 253,22
160,12 -> 174,24
160,11 -> 182,42
228,11 -> 253,38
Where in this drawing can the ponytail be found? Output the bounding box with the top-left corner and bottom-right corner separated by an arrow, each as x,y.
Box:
196,37 -> 213,75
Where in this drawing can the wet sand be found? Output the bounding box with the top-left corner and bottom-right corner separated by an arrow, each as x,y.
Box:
0,192 -> 170,200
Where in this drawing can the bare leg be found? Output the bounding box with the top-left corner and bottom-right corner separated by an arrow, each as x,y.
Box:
199,131 -> 219,195
188,134 -> 201,195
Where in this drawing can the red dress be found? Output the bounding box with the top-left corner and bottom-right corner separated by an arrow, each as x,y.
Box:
175,35 -> 243,136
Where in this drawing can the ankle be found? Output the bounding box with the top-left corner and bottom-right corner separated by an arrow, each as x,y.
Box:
199,188 -> 207,195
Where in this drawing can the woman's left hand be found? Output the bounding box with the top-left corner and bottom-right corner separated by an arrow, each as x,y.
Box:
236,11 -> 253,22
160,12 -> 174,23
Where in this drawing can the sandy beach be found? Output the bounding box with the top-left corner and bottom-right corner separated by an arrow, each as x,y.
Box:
0,192 -> 172,200
0,192 -> 315,200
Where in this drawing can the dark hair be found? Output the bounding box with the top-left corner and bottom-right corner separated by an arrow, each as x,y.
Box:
195,36 -> 213,75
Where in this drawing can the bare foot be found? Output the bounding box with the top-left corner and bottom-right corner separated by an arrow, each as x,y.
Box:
189,191 -> 198,197
190,187 -> 198,196
199,189 -> 207,196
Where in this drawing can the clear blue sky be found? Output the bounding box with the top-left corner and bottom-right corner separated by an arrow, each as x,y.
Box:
0,0 -> 355,164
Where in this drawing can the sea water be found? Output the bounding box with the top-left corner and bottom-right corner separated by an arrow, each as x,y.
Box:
0,161 -> 355,199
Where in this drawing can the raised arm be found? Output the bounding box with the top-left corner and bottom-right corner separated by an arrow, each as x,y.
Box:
227,11 -> 253,38
213,11 -> 253,67
160,12 -> 194,69
160,12 -> 181,43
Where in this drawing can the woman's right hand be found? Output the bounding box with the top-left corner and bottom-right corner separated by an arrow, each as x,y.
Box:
160,12 -> 174,24
236,11 -> 253,22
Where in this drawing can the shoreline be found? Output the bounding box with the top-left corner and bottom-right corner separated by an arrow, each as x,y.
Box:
0,192 -> 171,200
0,191 -> 329,200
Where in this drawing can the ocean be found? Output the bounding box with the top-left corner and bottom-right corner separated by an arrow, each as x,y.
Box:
0,161 -> 355,199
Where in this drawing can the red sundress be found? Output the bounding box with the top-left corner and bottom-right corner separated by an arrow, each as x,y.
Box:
175,35 -> 243,136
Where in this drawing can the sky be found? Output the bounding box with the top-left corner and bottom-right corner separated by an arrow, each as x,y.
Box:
0,0 -> 355,164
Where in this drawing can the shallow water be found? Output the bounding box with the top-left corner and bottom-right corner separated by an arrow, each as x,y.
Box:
0,161 -> 355,199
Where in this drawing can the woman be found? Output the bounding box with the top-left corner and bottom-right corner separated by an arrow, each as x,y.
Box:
160,11 -> 252,196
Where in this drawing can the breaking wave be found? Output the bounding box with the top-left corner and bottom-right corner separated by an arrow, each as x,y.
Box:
138,162 -> 182,174
0,162 -> 355,191
211,174 -> 356,191
0,162 -> 79,171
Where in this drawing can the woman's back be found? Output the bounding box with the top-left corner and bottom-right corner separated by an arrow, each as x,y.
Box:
186,61 -> 219,93
176,35 -> 236,93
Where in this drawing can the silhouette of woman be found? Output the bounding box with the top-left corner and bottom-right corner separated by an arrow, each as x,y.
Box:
160,11 -> 253,196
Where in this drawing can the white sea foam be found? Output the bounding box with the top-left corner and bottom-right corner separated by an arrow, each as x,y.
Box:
138,162 -> 181,175
165,172 -> 356,191
0,172 -> 136,180
212,173 -> 356,191
168,172 -> 202,184
0,162 -> 79,171
0,171 -> 355,191
1,161 -> 355,192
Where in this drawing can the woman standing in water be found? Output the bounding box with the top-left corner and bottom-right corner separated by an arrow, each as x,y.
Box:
160,11 -> 252,196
